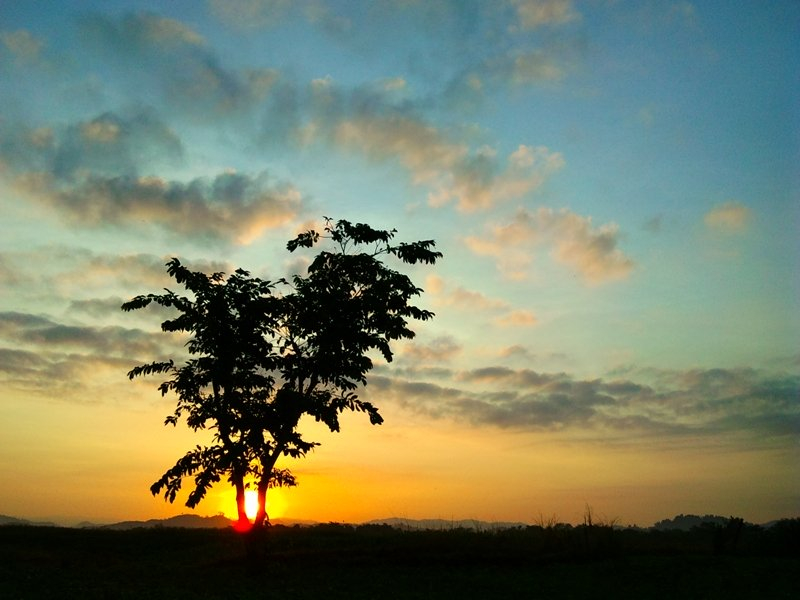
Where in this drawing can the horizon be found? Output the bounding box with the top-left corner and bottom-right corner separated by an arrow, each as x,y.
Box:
1,2 -> 798,528
6,509 -> 798,531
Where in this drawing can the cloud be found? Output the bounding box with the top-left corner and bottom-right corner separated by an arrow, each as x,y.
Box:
510,0 -> 579,29
401,336 -> 462,363
334,115 -> 563,211
12,170 -> 301,244
643,214 -> 663,233
0,109 -> 183,181
494,310 -> 538,327
464,207 -> 634,283
0,311 -> 172,359
425,275 -> 510,312
208,0 -> 291,29
510,50 -> 567,83
499,344 -> 532,359
366,364 -> 800,441
704,201 -> 751,234
80,12 -> 279,114
0,29 -> 45,65
81,11 -> 205,52
425,275 -> 536,328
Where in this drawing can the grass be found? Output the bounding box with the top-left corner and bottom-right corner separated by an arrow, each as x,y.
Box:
1,521 -> 798,599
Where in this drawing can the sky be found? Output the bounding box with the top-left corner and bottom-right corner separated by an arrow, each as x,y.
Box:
0,0 -> 797,528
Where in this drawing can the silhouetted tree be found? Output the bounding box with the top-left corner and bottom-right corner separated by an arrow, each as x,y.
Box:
123,218 -> 441,530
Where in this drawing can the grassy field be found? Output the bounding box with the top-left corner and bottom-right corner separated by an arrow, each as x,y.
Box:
1,521 -> 797,599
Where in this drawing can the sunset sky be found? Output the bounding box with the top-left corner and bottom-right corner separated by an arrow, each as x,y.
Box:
1,1 -> 797,527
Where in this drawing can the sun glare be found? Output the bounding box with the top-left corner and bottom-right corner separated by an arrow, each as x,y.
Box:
231,488 -> 288,522
244,490 -> 259,521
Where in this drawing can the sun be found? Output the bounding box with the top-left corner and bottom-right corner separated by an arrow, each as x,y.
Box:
242,488 -> 288,521
244,490 -> 259,521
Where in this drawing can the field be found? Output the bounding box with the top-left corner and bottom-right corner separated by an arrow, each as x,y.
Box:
1,521 -> 797,599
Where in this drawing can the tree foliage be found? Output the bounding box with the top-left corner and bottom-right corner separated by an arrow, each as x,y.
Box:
123,218 -> 442,529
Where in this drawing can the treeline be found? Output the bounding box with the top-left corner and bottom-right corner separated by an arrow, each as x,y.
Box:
255,517 -> 800,563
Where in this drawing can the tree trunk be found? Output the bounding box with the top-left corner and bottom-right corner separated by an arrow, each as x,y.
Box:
253,479 -> 269,528
253,451 -> 280,528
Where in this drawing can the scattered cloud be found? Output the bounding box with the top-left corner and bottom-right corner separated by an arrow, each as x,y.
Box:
643,214 -> 663,233
401,336 -> 462,363
208,0 -> 292,29
425,275 -> 510,312
335,115 -> 563,211
80,12 -> 278,114
0,29 -> 45,65
494,309 -> 538,327
499,344 -> 532,359
465,207 -> 634,284
11,169 -> 301,244
510,0 -> 579,30
511,49 -> 568,83
704,201 -> 751,234
0,311 -> 172,359
425,275 -> 537,328
0,109 -> 183,180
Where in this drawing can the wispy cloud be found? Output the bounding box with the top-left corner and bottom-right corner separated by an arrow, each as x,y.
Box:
80,12 -> 278,114
13,170 -> 301,244
0,109 -> 183,180
401,336 -> 462,363
510,0 -> 580,30
334,115 -> 563,211
208,0 -> 291,29
494,309 -> 538,328
426,275 -> 537,328
0,311 -> 170,358
0,29 -> 45,65
465,207 -> 634,283
704,201 -> 751,234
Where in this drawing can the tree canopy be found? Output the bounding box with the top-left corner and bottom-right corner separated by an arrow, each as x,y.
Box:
123,218 -> 442,529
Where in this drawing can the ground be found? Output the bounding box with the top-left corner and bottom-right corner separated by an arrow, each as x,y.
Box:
1,523 -> 797,599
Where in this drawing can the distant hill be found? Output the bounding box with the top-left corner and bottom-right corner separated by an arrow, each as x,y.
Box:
652,514 -> 731,531
99,514 -> 317,530
366,517 -> 527,531
100,514 -> 233,530
0,514 -> 57,527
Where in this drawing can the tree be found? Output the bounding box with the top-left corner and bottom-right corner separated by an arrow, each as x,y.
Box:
123,218 -> 442,530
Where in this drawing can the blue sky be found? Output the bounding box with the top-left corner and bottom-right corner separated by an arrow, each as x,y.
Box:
0,1 -> 797,526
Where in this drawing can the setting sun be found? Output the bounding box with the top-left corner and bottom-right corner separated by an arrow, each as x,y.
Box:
244,490 -> 259,521
233,489 -> 289,522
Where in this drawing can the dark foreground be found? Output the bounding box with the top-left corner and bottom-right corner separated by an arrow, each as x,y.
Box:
1,521 -> 798,599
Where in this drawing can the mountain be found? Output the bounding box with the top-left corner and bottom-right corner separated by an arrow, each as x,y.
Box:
365,517 -> 527,531
100,514 -> 233,530
0,514 -> 57,527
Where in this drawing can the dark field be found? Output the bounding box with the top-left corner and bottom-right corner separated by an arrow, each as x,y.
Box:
1,521 -> 798,599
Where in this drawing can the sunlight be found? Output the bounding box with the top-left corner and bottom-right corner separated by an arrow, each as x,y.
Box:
222,488 -> 288,522
244,490 -> 258,521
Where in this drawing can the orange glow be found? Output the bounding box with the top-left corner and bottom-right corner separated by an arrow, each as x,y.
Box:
220,487 -> 289,523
